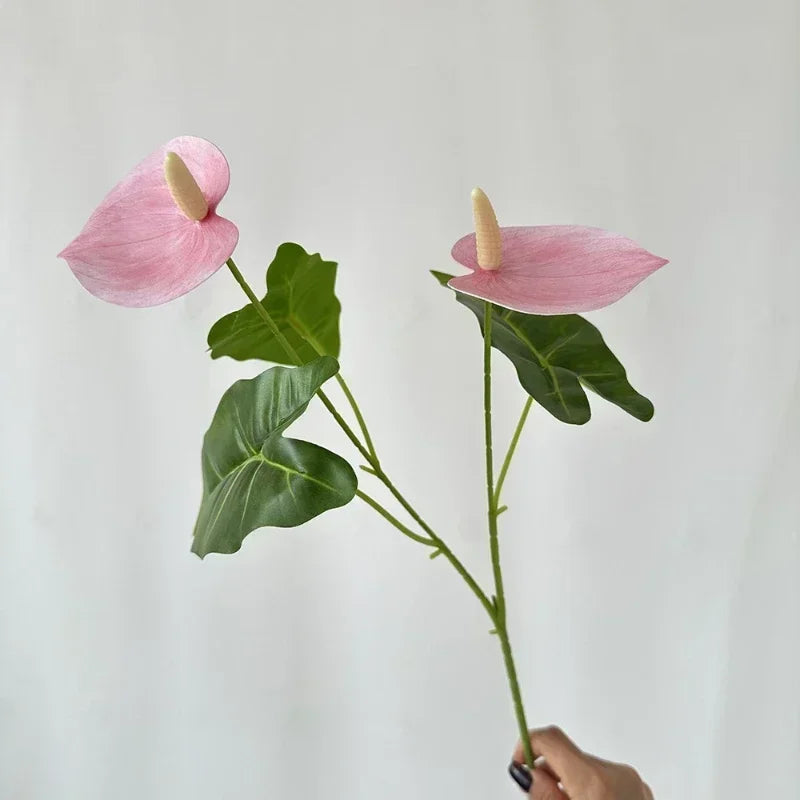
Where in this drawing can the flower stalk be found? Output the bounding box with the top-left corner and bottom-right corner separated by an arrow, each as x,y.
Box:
483,302 -> 535,769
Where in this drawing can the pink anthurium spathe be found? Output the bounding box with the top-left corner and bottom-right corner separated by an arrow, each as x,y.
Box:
59,136 -> 239,307
449,188 -> 667,314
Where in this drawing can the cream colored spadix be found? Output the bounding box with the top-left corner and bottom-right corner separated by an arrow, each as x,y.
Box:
164,152 -> 208,221
471,187 -> 502,270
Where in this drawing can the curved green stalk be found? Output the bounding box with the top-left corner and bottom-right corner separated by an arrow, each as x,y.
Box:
334,374 -> 379,463
356,489 -> 434,546
483,302 -> 535,769
284,312 -> 380,464
494,397 -> 533,506
370,461 -> 494,617
225,258 -> 370,462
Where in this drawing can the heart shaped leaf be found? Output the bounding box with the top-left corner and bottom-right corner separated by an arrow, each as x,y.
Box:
193,356 -> 357,557
208,242 -> 340,365
432,271 -> 653,425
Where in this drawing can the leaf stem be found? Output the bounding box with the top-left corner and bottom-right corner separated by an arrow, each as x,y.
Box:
335,374 -> 379,464
224,257 -> 492,618
483,302 -> 534,769
356,490 -> 435,546
225,258 -> 372,464
494,397 -> 533,506
286,314 -> 380,465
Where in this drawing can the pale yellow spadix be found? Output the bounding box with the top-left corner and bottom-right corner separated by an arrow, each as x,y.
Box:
471,187 -> 501,270
164,152 -> 208,221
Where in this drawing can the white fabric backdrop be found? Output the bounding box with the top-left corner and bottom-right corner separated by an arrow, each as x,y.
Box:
1,1 -> 798,798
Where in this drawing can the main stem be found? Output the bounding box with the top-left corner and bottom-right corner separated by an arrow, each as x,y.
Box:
224,257 -> 492,618
483,303 -> 535,769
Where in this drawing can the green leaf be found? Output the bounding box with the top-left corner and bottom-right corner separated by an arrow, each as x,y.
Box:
208,242 -> 340,365
431,271 -> 654,425
192,356 -> 357,558
431,270 -> 456,288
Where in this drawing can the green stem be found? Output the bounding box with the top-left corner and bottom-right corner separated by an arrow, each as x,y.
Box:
226,258 -> 291,355
356,489 -> 435,546
335,373 -> 379,464
494,397 -> 533,506
286,313 -> 380,465
224,257 -> 492,618
225,258 -> 372,464
372,463 -> 494,618
483,303 -> 534,769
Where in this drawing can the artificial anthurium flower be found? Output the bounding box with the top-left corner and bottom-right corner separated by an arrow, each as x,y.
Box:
448,188 -> 667,314
58,136 -> 238,307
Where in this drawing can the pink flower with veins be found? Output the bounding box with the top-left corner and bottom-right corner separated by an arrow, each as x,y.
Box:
59,136 -> 238,307
449,188 -> 667,314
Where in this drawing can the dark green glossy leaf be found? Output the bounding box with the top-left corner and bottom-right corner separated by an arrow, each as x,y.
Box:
431,271 -> 653,425
208,242 -> 340,365
193,356 -> 357,557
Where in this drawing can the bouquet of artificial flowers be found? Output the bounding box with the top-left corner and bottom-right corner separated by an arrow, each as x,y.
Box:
59,136 -> 666,769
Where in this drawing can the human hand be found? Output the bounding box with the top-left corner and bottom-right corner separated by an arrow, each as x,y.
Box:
509,726 -> 653,799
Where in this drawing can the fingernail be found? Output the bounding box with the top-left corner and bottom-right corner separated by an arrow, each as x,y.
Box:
508,762 -> 533,793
